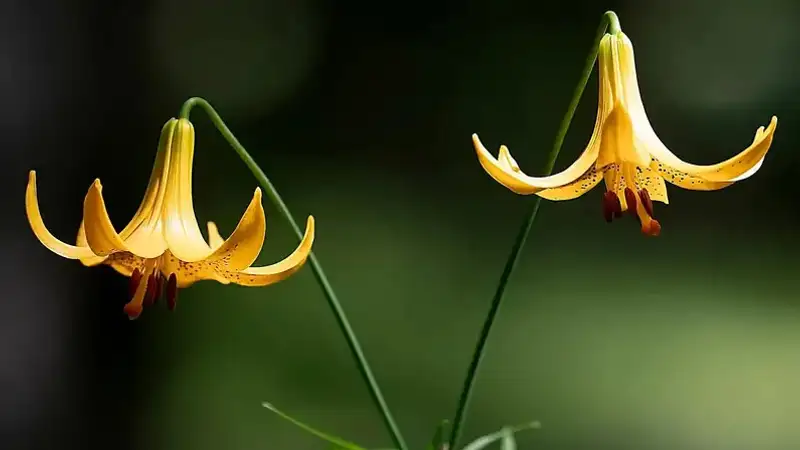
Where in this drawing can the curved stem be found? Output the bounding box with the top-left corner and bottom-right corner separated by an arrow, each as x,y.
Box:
447,11 -> 619,450
179,97 -> 408,450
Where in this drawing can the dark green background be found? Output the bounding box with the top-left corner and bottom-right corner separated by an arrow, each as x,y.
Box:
4,0 -> 799,449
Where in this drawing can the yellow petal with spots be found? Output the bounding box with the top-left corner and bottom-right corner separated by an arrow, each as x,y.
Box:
104,252 -> 146,278
651,159 -> 734,191
158,252 -> 230,288
474,32 -> 617,196
204,188 -> 266,272
614,31 -> 777,183
633,166 -> 668,204
473,133 -> 601,195
536,165 -> 604,200
227,216 -> 315,287
25,171 -> 97,259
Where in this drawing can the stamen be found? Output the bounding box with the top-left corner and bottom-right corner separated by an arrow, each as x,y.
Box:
129,269 -> 142,298
166,273 -> 178,311
643,219 -> 662,237
639,189 -> 654,217
144,274 -> 158,307
602,191 -> 622,223
152,274 -> 163,304
623,188 -> 637,217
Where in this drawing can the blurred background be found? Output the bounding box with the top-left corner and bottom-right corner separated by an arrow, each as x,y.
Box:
2,0 -> 800,449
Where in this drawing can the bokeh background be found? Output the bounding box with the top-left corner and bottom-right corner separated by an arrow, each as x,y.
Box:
2,0 -> 799,449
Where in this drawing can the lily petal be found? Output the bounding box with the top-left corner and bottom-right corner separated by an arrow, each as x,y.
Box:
76,222 -> 107,266
536,165 -> 604,200
162,119 -> 214,261
157,252 -> 230,288
651,159 -> 734,191
25,171 -> 97,259
617,31 -> 777,182
633,166 -> 668,204
206,221 -> 224,249
83,180 -> 166,258
205,188 -> 266,271
226,216 -> 315,287
475,31 -> 618,196
157,190 -> 266,287
104,252 -> 147,277
473,134 -> 601,194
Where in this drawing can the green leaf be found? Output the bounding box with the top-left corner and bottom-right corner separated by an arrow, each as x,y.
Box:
262,401 -> 367,450
460,421 -> 540,450
427,419 -> 451,450
499,428 -> 516,450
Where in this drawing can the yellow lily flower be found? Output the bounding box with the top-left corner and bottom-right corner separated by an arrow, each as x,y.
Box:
473,28 -> 777,236
25,118 -> 315,319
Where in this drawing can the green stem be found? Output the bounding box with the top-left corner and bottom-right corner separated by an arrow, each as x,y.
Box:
446,11 -> 619,450
178,97 -> 408,450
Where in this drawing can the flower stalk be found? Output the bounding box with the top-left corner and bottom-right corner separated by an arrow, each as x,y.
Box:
178,97 -> 408,450
446,11 -> 620,449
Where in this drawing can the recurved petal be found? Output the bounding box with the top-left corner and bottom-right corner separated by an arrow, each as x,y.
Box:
473,134 -> 600,195
76,222 -> 107,266
204,188 -> 266,272
536,165 -> 604,200
25,171 -> 97,259
157,252 -> 229,288
226,216 -> 315,287
207,222 -> 224,249
655,117 -> 776,182
104,252 -> 146,277
83,180 -> 164,258
651,159 -> 734,191
616,32 -> 777,183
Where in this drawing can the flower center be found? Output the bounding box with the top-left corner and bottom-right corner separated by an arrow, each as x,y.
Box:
123,257 -> 179,319
601,164 -> 661,237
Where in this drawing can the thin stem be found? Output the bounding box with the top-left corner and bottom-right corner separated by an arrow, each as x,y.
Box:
179,97 -> 408,450
447,11 -> 619,449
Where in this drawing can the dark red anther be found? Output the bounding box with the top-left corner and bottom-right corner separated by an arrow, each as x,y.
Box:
647,219 -> 662,237
123,303 -> 142,320
639,188 -> 654,218
166,273 -> 178,311
624,188 -> 638,216
144,274 -> 158,307
602,191 -> 622,223
152,273 -> 163,305
128,269 -> 142,297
